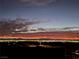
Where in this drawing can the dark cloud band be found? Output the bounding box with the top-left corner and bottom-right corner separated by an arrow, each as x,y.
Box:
18,0 -> 56,6
0,18 -> 40,34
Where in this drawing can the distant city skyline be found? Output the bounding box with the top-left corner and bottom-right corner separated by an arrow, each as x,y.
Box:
0,0 -> 79,28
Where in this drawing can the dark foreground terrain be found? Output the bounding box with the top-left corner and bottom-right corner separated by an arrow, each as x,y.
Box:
0,41 -> 79,59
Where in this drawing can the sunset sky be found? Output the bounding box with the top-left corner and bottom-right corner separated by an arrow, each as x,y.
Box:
0,0 -> 79,28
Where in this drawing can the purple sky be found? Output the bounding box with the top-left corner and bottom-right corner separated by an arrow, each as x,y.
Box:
0,0 -> 79,28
